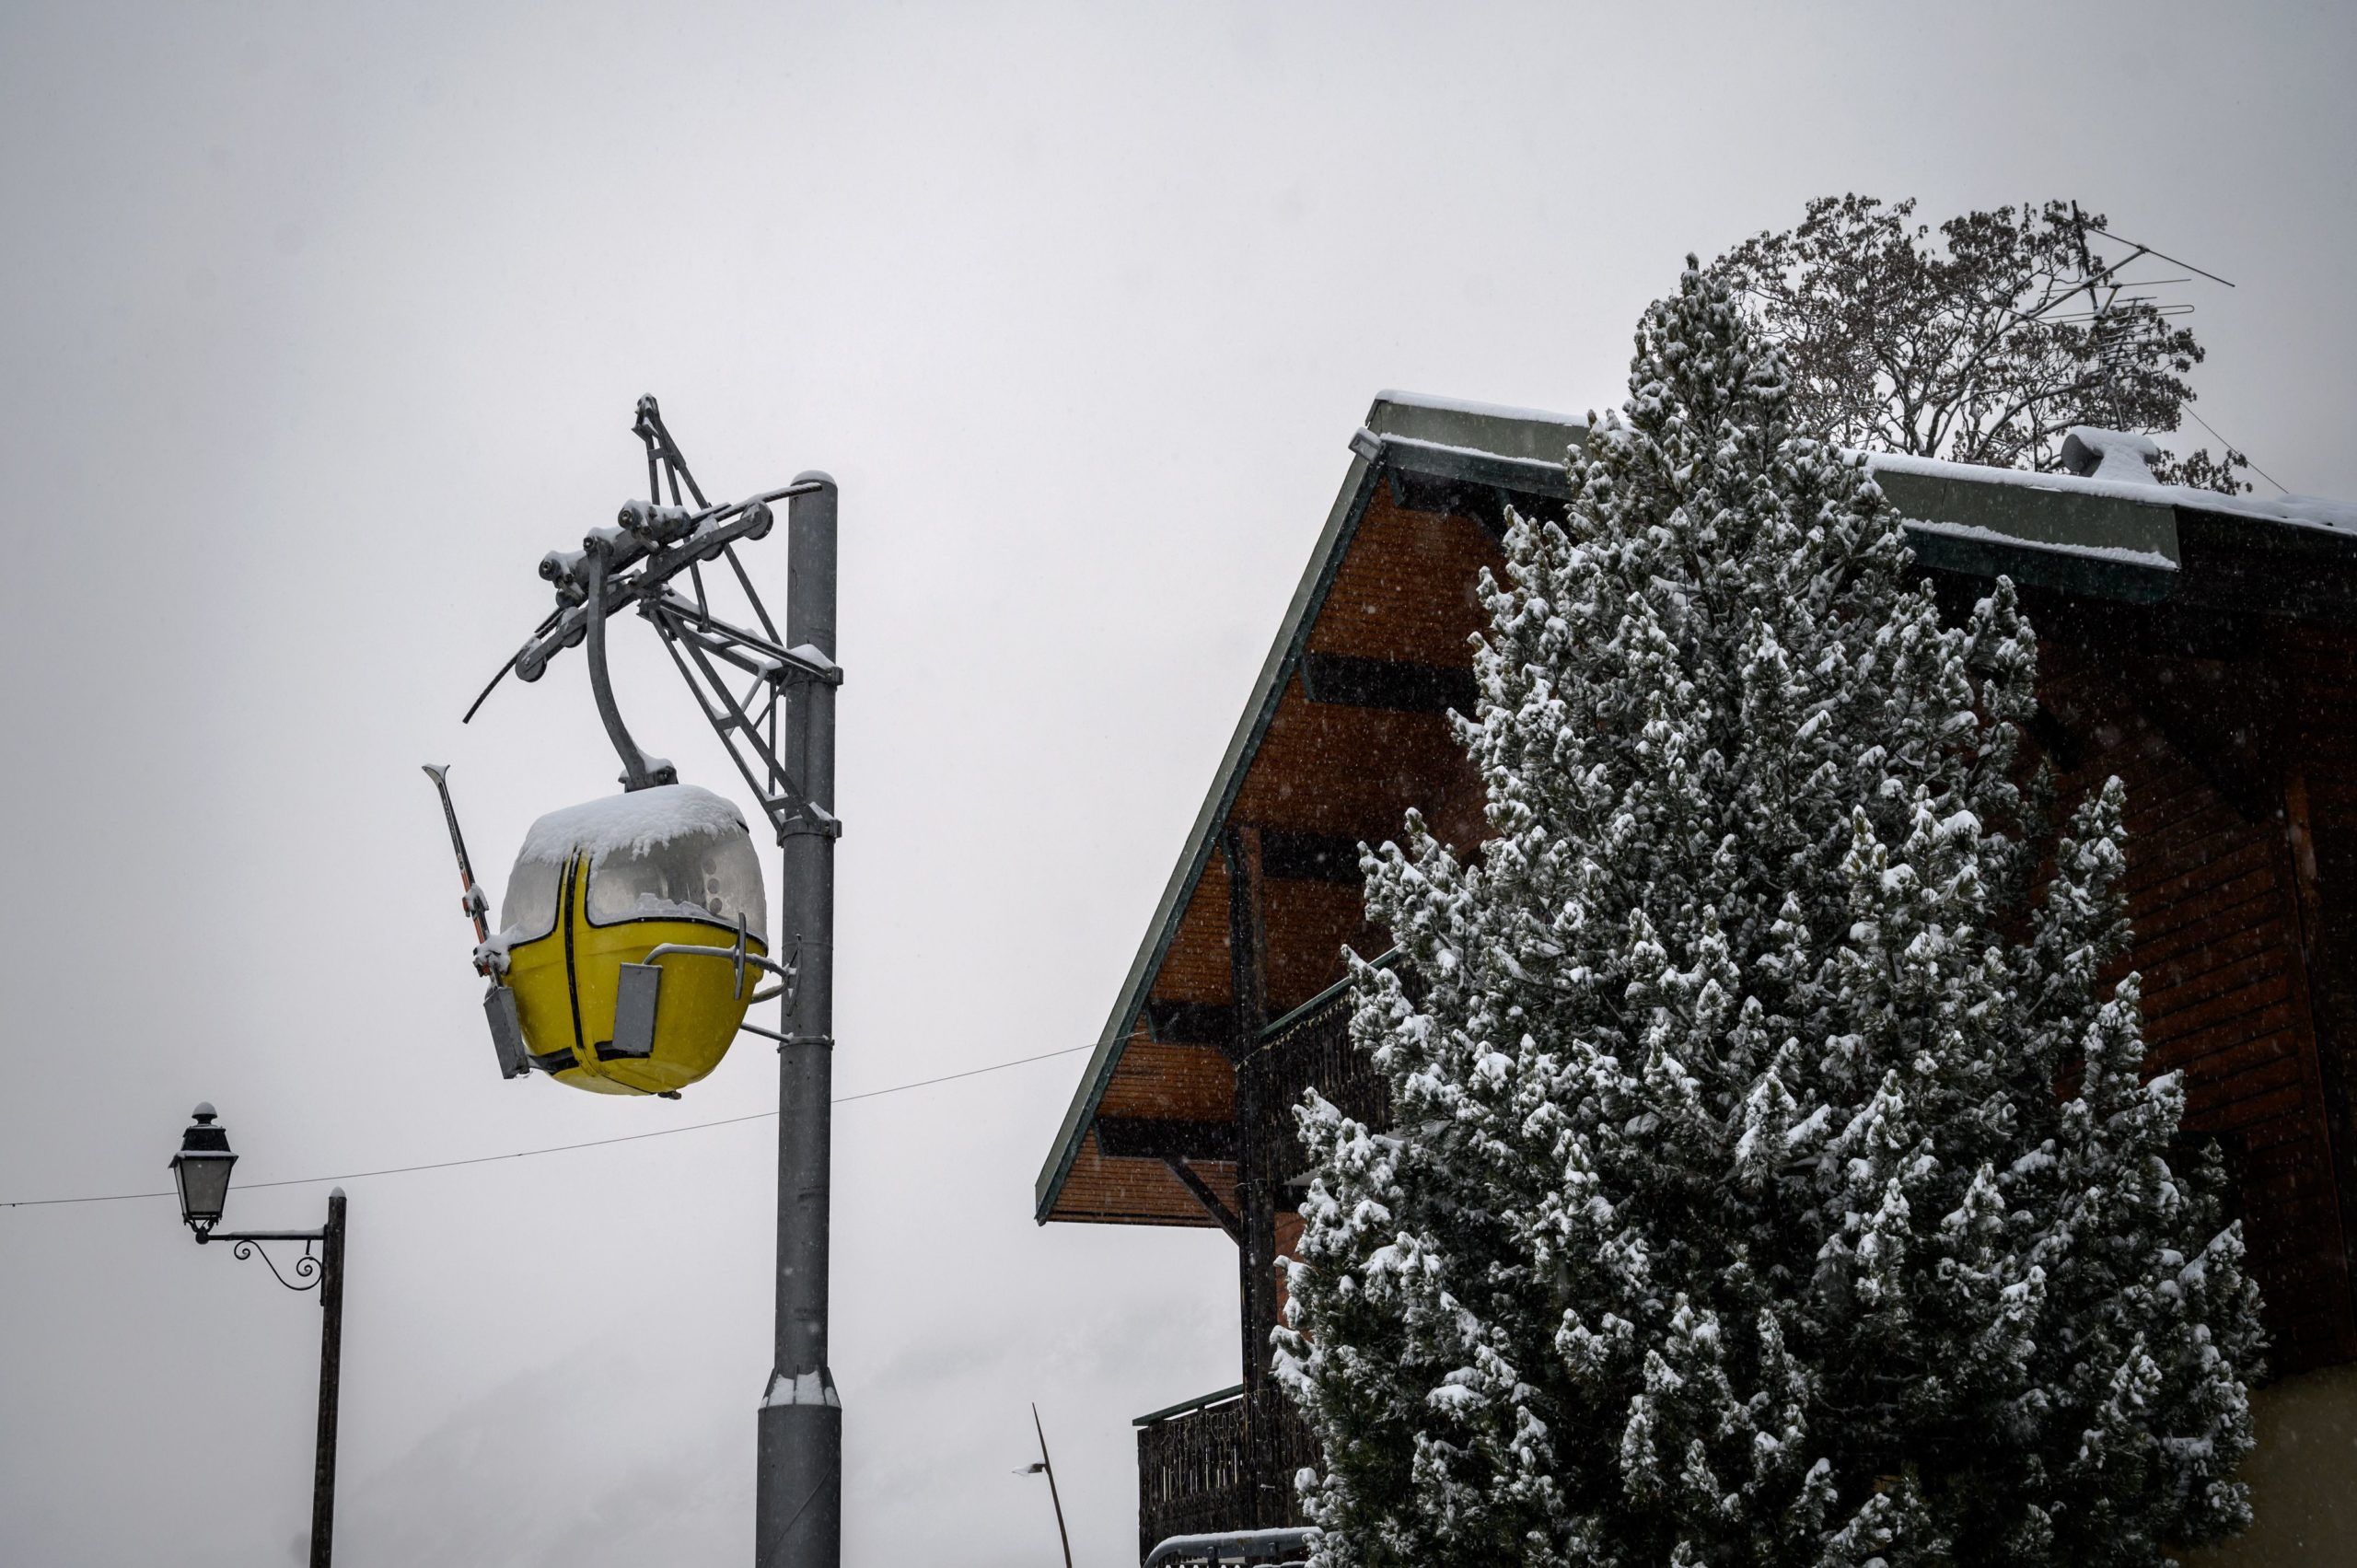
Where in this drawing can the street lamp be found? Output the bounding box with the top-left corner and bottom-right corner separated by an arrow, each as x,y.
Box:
169,1102 -> 237,1237
1016,1403 -> 1074,1568
168,1104 -> 349,1568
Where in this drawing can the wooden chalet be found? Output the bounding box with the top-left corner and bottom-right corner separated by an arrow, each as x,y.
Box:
1034,391 -> 2357,1565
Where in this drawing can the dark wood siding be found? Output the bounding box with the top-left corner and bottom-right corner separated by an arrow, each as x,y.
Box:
2043,622 -> 2357,1372
1136,1388 -> 1318,1560
1056,489 -> 2357,1375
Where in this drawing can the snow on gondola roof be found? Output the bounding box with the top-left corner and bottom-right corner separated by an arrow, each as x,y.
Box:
517,783 -> 750,867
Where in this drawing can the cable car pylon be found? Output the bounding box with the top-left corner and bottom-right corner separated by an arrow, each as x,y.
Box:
430,396 -> 843,1567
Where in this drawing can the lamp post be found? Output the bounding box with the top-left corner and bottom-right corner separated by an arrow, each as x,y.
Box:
1017,1403 -> 1074,1568
169,1104 -> 349,1568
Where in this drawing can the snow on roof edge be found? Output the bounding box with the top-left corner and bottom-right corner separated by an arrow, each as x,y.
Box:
1865,449 -> 2357,540
1378,432 -> 1573,470
1366,395 -> 2350,539
1903,515 -> 2179,573
1365,401 -> 2352,540
1373,389 -> 1587,429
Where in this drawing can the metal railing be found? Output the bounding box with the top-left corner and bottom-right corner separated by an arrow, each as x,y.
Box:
1143,1527 -> 1317,1568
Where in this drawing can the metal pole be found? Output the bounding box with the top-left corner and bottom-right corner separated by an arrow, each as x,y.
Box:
757,473 -> 840,1568
310,1189 -> 346,1568
1032,1404 -> 1074,1568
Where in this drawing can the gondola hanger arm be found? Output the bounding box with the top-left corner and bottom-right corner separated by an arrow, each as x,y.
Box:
469,481 -> 820,707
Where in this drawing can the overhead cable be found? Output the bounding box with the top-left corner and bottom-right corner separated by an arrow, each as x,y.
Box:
2,1042 -> 1097,1211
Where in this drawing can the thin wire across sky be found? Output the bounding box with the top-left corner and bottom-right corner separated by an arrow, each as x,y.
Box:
2,1042 -> 1097,1210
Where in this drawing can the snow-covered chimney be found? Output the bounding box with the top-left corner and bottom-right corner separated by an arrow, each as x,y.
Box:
2060,426 -> 2164,485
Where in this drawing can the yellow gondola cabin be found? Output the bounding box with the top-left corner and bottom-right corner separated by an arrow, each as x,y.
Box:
482,784 -> 773,1096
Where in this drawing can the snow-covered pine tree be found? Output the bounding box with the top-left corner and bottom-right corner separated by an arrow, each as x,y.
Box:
1273,261 -> 2264,1568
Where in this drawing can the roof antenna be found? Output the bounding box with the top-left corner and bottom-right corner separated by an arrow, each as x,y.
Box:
2046,203 -> 2235,433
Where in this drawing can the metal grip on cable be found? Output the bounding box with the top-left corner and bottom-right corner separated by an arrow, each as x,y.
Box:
584,545 -> 672,791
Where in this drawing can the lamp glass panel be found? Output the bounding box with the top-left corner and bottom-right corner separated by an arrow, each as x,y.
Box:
175,1153 -> 235,1226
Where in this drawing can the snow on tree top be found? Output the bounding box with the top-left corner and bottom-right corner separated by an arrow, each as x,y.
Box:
516,784 -> 749,866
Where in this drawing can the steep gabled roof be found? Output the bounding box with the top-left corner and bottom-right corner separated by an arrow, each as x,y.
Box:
1032,393 -> 1584,1224
1035,395 -> 2357,1225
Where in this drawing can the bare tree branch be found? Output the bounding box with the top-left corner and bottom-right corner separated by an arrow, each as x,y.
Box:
1714,195 -> 2250,493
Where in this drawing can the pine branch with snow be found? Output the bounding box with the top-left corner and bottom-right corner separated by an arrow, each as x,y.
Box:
1274,260 -> 2263,1568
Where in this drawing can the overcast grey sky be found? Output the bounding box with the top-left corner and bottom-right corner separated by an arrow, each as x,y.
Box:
3,3 -> 2353,1565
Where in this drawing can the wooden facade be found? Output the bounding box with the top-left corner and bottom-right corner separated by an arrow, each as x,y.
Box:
2037,603 -> 2357,1370
1037,393 -> 2357,1561
1134,1383 -> 1322,1562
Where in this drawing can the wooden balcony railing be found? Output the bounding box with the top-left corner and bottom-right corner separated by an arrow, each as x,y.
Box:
1134,1386 -> 1319,1563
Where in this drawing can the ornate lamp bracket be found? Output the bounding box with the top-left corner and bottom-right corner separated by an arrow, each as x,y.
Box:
215,1229 -> 329,1294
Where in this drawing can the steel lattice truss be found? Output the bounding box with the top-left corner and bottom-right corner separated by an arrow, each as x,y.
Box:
466,396 -> 840,845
